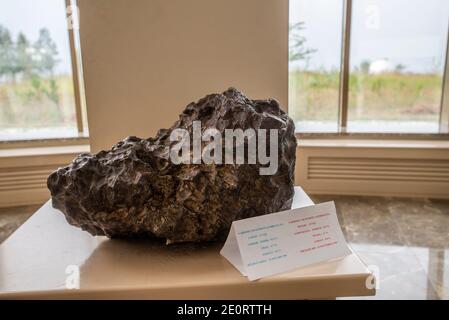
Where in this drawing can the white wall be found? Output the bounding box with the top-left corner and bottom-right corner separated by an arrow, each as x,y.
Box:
78,0 -> 289,152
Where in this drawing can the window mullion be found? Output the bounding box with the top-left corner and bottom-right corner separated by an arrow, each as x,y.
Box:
66,0 -> 84,135
338,0 -> 352,133
439,18 -> 449,134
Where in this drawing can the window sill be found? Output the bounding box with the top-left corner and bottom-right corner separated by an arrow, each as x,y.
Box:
297,138 -> 449,150
297,132 -> 449,140
0,136 -> 89,151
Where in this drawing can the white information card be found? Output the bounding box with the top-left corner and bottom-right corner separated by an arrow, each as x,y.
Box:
220,200 -> 351,281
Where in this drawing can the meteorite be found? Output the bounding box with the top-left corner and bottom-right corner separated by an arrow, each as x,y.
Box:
47,88 -> 296,243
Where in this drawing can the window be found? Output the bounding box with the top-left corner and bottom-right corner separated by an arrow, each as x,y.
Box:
289,0 -> 449,134
289,0 -> 344,133
0,0 -> 86,141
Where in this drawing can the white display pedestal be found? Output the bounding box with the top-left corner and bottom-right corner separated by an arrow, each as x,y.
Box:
0,187 -> 375,299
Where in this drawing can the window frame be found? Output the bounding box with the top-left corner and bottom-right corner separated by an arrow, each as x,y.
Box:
292,0 -> 449,139
67,0 -> 87,137
0,0 -> 88,149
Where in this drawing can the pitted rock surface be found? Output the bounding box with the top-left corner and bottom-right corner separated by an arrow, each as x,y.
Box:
47,88 -> 296,243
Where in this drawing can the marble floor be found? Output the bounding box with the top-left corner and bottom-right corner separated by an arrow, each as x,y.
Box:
0,204 -> 39,244
310,195 -> 449,300
0,196 -> 448,300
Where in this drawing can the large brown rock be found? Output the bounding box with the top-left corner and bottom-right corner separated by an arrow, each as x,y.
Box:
47,88 -> 296,243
